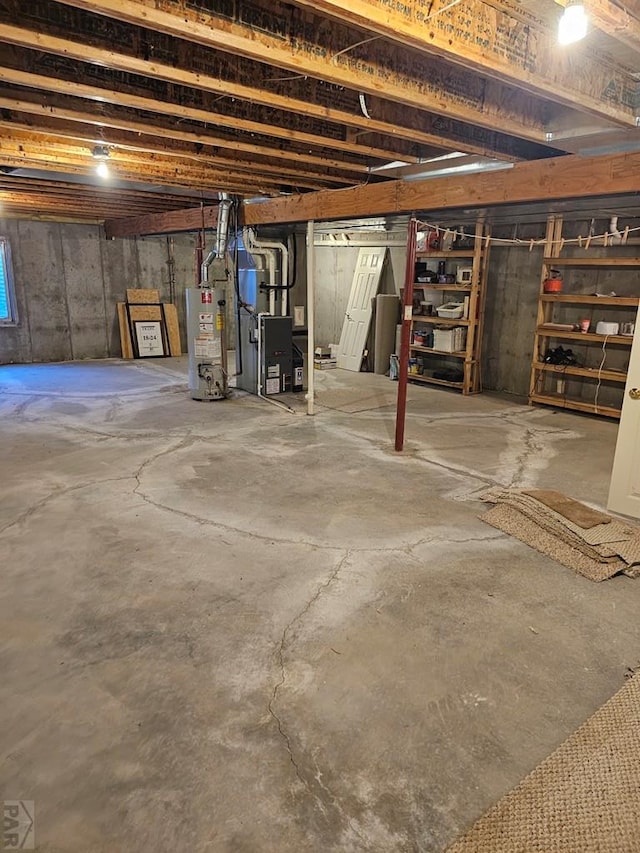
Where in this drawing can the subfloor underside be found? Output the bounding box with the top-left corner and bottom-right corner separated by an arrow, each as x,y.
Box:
1,358 -> 639,852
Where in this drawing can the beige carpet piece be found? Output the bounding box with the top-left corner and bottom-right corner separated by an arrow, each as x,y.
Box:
481,489 -> 640,578
483,492 -> 621,562
447,675 -> 640,853
523,489 -> 611,529
613,534 -> 640,567
483,504 -> 625,582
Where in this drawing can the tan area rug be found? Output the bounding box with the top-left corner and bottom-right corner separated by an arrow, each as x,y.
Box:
447,675 -> 640,852
481,489 -> 640,581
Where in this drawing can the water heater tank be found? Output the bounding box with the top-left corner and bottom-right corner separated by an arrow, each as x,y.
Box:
185,286 -> 228,401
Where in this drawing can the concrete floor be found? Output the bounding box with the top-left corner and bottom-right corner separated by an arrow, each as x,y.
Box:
1,358 -> 639,852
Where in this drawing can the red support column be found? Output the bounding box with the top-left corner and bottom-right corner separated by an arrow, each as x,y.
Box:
395,216 -> 418,452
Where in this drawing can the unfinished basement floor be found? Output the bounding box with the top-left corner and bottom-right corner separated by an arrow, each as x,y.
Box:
2,359 -> 639,852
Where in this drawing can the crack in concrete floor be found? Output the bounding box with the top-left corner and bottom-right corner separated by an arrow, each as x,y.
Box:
2,364 -> 626,851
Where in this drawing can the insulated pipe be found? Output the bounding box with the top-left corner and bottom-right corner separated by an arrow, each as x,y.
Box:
306,220 -> 315,417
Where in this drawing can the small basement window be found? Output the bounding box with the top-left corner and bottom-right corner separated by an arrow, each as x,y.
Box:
0,237 -> 17,324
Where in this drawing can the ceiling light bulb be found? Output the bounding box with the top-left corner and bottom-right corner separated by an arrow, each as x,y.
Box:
96,161 -> 110,179
558,2 -> 588,45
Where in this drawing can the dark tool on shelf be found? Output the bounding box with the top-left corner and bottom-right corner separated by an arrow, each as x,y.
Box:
544,346 -> 579,366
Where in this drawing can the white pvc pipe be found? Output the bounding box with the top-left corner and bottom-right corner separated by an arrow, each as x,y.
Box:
306,220 -> 315,417
245,229 -> 288,317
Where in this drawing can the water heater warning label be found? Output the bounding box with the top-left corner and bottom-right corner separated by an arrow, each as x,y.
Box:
198,312 -> 214,333
194,336 -> 221,359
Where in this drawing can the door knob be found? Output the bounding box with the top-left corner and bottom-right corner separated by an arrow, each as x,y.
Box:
629,388 -> 640,400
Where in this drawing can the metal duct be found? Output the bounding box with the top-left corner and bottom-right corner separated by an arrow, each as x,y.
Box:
201,193 -> 233,283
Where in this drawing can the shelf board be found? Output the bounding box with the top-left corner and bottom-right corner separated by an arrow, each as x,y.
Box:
412,317 -> 471,326
540,294 -> 640,306
409,374 -> 464,388
544,257 -> 640,268
536,326 -> 633,345
416,250 -> 475,258
414,283 -> 473,291
532,361 -> 628,383
410,345 -> 467,358
530,392 -> 621,419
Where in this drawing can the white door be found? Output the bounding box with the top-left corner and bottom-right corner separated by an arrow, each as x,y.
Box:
337,248 -> 386,371
608,303 -> 640,517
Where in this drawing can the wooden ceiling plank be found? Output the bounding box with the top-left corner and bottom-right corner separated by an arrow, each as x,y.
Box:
0,154 -> 279,196
0,89 -> 503,165
243,150 -> 640,225
0,178 -> 210,206
50,0 -> 551,142
0,25 -> 421,163
0,196 -> 194,215
0,24 -> 536,160
0,113 -> 352,189
0,69 -> 378,173
0,132 -> 301,190
287,0 -> 637,127
0,210 -> 104,224
0,29 -> 500,160
0,120 -> 342,191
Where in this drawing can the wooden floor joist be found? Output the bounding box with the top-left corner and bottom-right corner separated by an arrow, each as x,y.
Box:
0,26 -> 426,164
288,0 -> 637,126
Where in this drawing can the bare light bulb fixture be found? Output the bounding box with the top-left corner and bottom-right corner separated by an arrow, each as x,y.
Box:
92,144 -> 110,179
558,0 -> 588,45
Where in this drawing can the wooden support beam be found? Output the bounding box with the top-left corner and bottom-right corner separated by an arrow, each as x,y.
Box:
0,72 -> 374,174
288,0 -> 637,126
0,25 -> 421,164
0,100 -> 355,187
51,0 -> 552,143
242,150 -> 640,225
105,206 -> 219,238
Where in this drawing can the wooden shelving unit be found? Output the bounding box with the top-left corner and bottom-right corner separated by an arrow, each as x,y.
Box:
408,219 -> 490,395
529,215 -> 640,419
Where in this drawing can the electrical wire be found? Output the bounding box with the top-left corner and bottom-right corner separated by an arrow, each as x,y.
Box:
594,335 -> 610,416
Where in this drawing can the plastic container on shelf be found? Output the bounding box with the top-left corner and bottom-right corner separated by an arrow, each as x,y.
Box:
433,326 -> 466,352
436,302 -> 465,319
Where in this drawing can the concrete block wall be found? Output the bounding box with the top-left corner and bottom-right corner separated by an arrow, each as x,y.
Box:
482,246 -> 543,398
0,218 -> 197,364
